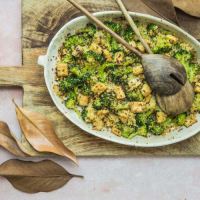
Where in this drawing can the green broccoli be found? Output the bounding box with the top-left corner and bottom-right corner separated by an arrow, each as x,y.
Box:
124,22 -> 139,42
81,107 -> 88,121
135,110 -> 153,126
114,102 -> 130,111
111,38 -> 120,52
188,63 -> 200,83
177,113 -> 187,126
129,126 -> 148,139
82,61 -> 100,74
85,51 -> 105,64
149,123 -> 164,135
161,30 -> 173,35
69,64 -> 81,77
98,62 -> 117,82
104,21 -> 122,51
125,89 -> 144,101
60,76 -> 81,91
77,23 -> 96,38
65,86 -> 81,117
173,50 -> 193,77
65,35 -> 85,51
92,98 -> 103,110
160,116 -> 177,129
62,52 -> 76,64
82,73 -> 91,84
194,93 -> 200,111
119,122 -> 137,138
152,36 -> 172,54
81,85 -> 94,96
147,24 -> 157,32
124,57 -> 134,66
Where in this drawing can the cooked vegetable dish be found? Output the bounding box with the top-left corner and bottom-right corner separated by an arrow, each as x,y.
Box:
54,18 -> 200,139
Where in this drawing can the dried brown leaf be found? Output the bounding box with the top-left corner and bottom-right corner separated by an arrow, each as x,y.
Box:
12,99 -> 78,166
122,0 -> 178,25
0,159 -> 83,193
172,0 -> 200,18
0,121 -> 34,156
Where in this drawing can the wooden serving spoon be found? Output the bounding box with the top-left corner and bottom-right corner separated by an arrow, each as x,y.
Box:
67,0 -> 187,96
116,0 -> 194,114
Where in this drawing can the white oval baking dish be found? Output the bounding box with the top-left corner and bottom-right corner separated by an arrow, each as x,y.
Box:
38,11 -> 200,147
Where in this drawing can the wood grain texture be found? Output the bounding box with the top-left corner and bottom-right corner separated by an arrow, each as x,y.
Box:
0,0 -> 199,156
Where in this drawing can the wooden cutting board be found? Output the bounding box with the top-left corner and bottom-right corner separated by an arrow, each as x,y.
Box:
1,0 -> 200,156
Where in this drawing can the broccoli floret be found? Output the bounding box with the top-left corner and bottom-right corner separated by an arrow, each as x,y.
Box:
82,61 -> 100,74
114,102 -> 130,111
104,21 -> 122,34
147,24 -> 157,31
124,22 -> 139,42
194,94 -> 200,111
125,89 -> 143,101
173,50 -> 193,77
81,73 -> 91,84
81,85 -> 94,96
111,38 -> 120,52
104,21 -> 122,51
77,23 -> 96,38
110,67 -> 131,85
60,77 -> 81,91
129,126 -> 148,139
161,30 -> 173,35
85,51 -> 105,64
177,113 -> 187,126
65,35 -> 85,51
124,57 -> 134,66
188,63 -> 200,83
119,122 -> 137,138
92,98 -> 103,110
62,52 -> 76,64
81,107 -> 88,121
149,123 -> 164,135
65,86 -> 81,117
69,65 -> 81,77
152,36 -> 172,54
98,62 -> 117,82
135,110 -> 153,126
160,116 -> 176,129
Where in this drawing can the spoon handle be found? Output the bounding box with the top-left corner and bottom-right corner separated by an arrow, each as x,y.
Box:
116,0 -> 153,54
67,0 -> 143,58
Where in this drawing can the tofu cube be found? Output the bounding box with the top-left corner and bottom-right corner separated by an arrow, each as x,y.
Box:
97,109 -> 109,116
133,65 -> 144,75
91,82 -> 107,95
145,39 -> 152,47
78,95 -> 88,106
114,52 -> 124,65
130,102 -> 146,113
72,45 -> 83,56
149,96 -> 156,111
137,42 -> 145,53
62,49 -> 68,55
103,49 -> 112,62
141,83 -> 152,97
108,113 -> 118,121
129,40 -> 137,48
184,114 -> 198,127
143,94 -> 152,104
113,86 -> 126,99
156,111 -> 167,123
195,82 -> 200,93
90,42 -> 103,54
128,78 -> 142,89
119,110 -> 129,124
166,35 -> 178,44
56,63 -> 68,77
111,126 -> 122,136
93,119 -> 104,131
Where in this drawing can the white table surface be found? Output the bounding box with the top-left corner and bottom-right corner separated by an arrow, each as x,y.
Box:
0,0 -> 199,199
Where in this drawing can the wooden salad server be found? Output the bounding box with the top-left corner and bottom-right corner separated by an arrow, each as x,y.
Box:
116,0 -> 194,114
68,0 -> 187,96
